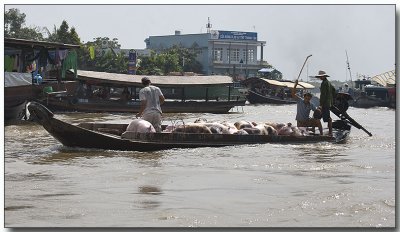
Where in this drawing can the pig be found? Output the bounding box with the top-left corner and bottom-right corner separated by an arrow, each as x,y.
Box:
265,125 -> 278,135
234,129 -> 249,135
125,119 -> 156,133
277,123 -> 293,135
172,123 -> 213,134
221,121 -> 239,134
234,120 -> 255,130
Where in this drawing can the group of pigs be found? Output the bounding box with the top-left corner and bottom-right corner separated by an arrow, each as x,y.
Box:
125,118 -> 311,136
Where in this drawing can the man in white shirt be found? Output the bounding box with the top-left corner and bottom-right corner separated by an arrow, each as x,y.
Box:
136,77 -> 165,132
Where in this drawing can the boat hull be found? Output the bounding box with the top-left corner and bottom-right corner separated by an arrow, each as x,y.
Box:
41,97 -> 245,114
351,96 -> 389,108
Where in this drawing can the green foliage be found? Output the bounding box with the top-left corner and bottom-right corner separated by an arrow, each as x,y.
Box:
4,8 -> 44,40
44,20 -> 81,45
79,38 -> 127,73
137,45 -> 203,75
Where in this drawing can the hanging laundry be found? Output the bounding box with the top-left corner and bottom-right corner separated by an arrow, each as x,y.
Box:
61,50 -> 78,79
58,49 -> 69,61
4,55 -> 14,72
33,47 -> 54,68
12,54 -> 20,71
89,46 -> 95,60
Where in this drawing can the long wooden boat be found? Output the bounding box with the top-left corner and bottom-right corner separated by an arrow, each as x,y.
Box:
41,95 -> 245,114
40,70 -> 246,114
241,77 -> 315,104
28,102 -> 351,152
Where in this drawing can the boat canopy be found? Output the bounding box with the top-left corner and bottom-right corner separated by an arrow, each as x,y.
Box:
76,70 -> 235,87
371,70 -> 395,87
242,77 -> 314,89
297,82 -> 315,89
263,79 -> 287,87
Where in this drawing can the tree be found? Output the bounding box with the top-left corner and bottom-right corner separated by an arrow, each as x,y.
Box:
44,20 -> 80,45
4,8 -> 44,40
136,45 -> 204,75
78,37 -> 126,72
4,8 -> 25,37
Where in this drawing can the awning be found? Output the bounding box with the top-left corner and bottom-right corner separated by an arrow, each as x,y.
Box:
269,80 -> 314,89
297,81 -> 315,89
263,79 -> 287,87
241,77 -> 314,89
371,70 -> 395,87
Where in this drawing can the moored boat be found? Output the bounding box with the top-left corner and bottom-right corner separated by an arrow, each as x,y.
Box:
40,70 -> 246,114
350,70 -> 396,109
4,72 -> 33,121
241,77 -> 315,104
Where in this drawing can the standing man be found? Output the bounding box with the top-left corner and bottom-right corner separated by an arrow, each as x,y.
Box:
315,70 -> 336,136
291,80 -> 323,135
136,77 -> 165,132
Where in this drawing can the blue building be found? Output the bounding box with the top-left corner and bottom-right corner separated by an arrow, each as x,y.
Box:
145,30 -> 268,78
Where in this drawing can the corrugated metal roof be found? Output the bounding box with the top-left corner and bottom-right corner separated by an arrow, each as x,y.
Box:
77,70 -> 234,87
371,70 -> 395,87
5,38 -> 80,49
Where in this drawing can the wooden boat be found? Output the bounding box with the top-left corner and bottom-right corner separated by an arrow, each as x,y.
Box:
350,71 -> 396,109
4,72 -> 33,121
27,102 -> 352,152
241,77 -> 315,104
40,70 -> 246,114
42,95 -> 245,114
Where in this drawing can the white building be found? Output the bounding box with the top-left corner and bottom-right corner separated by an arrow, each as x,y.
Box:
145,30 -> 268,78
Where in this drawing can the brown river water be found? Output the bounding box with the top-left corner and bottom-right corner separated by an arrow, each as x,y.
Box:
4,104 -> 395,227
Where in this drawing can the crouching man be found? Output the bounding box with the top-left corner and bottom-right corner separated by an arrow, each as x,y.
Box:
291,80 -> 323,135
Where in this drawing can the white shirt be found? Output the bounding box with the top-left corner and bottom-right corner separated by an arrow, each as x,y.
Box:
139,85 -> 164,114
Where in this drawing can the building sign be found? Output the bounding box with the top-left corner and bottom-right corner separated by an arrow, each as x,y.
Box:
128,50 -> 137,75
210,30 -> 257,41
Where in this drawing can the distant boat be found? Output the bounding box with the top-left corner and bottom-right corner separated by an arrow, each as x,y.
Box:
241,77 -> 316,105
350,70 -> 396,109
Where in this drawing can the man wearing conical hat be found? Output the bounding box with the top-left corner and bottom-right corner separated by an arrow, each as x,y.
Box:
315,70 -> 336,136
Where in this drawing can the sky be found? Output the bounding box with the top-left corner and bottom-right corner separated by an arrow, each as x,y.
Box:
3,3 -> 396,82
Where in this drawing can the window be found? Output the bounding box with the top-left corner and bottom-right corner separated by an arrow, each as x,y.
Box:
242,49 -> 247,62
247,49 -> 255,62
231,49 -> 240,62
213,48 -> 223,61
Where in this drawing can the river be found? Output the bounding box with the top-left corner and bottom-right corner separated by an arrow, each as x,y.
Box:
4,104 -> 395,227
